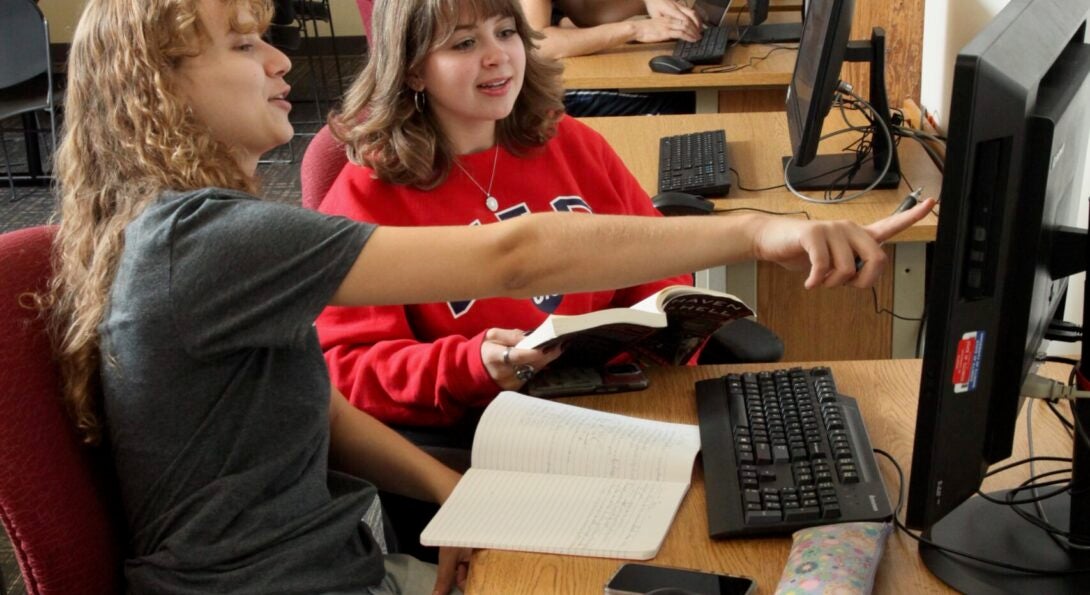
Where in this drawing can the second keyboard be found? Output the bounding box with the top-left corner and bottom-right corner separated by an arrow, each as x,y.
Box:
658,130 -> 731,197
674,25 -> 729,64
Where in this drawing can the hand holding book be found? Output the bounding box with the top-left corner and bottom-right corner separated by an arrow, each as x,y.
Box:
516,285 -> 754,367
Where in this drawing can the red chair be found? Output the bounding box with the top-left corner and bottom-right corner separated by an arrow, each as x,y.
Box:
300,124 -> 349,210
356,0 -> 374,39
0,225 -> 126,595
298,1 -> 371,210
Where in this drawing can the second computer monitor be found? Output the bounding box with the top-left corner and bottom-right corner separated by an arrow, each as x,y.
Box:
782,0 -> 900,192
784,0 -> 852,168
731,0 -> 803,44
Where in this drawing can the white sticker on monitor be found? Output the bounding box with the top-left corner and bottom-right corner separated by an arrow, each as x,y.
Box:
952,331 -> 986,394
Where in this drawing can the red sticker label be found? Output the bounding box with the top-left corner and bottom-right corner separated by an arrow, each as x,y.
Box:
953,331 -> 985,393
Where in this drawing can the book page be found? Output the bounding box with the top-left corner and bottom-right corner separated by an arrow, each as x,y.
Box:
420,469 -> 689,559
472,392 -> 700,483
516,309 -> 664,350
629,285 -> 749,315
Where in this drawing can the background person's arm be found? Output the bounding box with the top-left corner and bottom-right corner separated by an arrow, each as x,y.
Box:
520,0 -> 699,59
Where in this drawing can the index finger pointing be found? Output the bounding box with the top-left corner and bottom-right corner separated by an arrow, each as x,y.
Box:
864,197 -> 936,243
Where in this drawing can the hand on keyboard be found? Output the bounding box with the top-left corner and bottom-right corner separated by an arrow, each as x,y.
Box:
644,0 -> 703,30
634,15 -> 702,43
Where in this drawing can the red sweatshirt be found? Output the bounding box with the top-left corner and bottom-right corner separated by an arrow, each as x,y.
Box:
316,116 -> 690,426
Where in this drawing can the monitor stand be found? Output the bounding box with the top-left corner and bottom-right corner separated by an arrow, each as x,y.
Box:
728,22 -> 802,44
920,492 -> 1090,594
782,27 -> 902,191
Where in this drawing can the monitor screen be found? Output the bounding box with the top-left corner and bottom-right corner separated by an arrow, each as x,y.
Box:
748,0 -> 769,27
784,0 -> 852,167
905,0 -> 1090,590
700,0 -> 733,28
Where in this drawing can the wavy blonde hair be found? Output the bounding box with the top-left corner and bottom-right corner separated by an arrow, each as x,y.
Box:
48,0 -> 271,445
333,0 -> 565,189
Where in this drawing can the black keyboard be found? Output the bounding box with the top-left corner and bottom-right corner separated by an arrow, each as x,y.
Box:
658,130 -> 731,196
696,367 -> 893,538
673,25 -> 729,64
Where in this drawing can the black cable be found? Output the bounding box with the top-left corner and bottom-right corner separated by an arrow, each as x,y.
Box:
873,449 -> 1090,576
984,455 -> 1072,477
914,304 -> 928,358
714,206 -> 812,219
698,45 -> 796,74
873,448 -> 904,515
1043,355 -> 1081,366
1047,400 -> 1076,434
976,473 -> 1070,506
730,167 -> 786,192
870,287 -> 923,321
731,162 -> 871,193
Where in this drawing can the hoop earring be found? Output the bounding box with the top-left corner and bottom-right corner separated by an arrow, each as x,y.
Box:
414,90 -> 426,113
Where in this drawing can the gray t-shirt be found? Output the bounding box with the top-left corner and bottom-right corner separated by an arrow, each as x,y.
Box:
100,188 -> 381,594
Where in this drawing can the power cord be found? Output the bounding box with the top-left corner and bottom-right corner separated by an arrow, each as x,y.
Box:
869,287 -> 923,322
713,206 -> 812,219
783,84 -> 895,204
698,45 -> 797,74
873,449 -> 1090,575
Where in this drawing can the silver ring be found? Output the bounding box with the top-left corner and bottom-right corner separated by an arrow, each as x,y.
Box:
515,364 -> 535,382
503,346 -> 513,367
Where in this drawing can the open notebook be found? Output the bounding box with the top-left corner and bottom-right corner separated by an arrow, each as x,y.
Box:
420,392 -> 701,559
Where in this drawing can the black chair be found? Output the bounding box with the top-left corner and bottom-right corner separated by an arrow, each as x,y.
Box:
0,0 -> 57,202
652,206 -> 785,365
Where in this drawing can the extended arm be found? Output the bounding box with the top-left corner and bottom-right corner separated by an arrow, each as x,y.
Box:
332,200 -> 936,309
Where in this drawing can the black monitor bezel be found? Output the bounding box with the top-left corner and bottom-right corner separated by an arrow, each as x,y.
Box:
785,0 -> 854,167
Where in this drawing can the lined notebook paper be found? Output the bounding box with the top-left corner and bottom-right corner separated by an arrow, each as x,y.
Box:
420,392 -> 701,559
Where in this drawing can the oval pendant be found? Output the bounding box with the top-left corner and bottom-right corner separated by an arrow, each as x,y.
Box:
485,195 -> 499,212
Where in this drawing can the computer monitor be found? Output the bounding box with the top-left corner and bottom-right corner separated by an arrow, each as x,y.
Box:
782,0 -> 901,192
905,0 -> 1090,591
728,0 -> 802,44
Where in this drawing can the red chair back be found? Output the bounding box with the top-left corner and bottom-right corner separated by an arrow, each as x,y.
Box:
0,225 -> 125,595
301,124 -> 349,211
357,0 -> 374,39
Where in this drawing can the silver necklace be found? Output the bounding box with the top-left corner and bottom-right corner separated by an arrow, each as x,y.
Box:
454,145 -> 501,212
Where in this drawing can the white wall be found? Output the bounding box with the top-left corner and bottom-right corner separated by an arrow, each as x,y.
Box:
921,0 -> 1089,357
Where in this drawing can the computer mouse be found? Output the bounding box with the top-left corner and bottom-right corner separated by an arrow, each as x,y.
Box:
651,191 -> 714,216
648,55 -> 695,75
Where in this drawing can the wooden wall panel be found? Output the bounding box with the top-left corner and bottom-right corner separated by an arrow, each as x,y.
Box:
842,0 -> 925,109
756,246 -> 895,361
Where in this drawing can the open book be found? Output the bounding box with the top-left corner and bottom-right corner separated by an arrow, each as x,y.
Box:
517,285 -> 754,366
420,391 -> 701,559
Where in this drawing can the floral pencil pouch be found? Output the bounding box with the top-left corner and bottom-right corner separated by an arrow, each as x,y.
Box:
773,522 -> 892,595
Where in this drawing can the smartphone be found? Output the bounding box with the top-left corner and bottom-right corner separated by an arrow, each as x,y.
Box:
525,363 -> 650,398
604,563 -> 757,595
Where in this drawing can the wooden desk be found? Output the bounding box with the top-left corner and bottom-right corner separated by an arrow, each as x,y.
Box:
581,112 -> 943,360
562,41 -> 796,113
464,360 -> 1074,594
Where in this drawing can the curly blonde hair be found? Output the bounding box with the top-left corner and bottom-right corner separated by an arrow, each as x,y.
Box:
333,0 -> 565,189
48,0 -> 271,445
